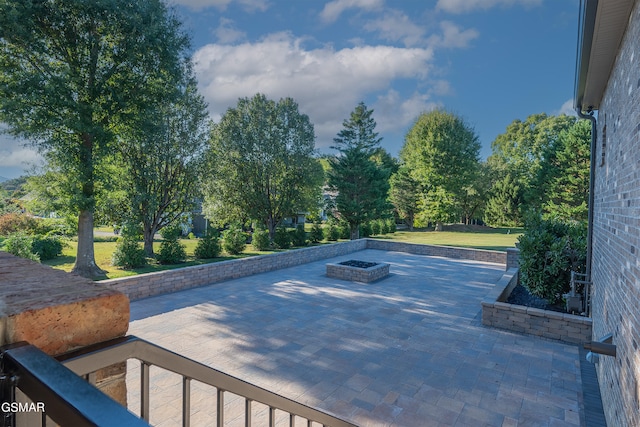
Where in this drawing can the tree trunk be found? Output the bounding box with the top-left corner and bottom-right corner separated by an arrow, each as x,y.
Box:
350,223 -> 360,240
143,227 -> 155,257
72,209 -> 106,278
267,218 -> 277,241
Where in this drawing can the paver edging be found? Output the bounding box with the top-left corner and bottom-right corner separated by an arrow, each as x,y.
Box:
481,267 -> 592,345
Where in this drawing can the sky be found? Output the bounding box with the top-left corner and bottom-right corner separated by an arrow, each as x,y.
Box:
0,0 -> 580,180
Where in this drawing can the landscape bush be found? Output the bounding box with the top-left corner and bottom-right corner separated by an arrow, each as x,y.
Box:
309,222 -> 324,243
338,222 -> 350,239
112,237 -> 147,268
194,228 -> 221,259
291,224 -> 307,247
31,235 -> 64,260
359,222 -> 372,238
371,220 -> 381,236
222,225 -> 247,255
273,227 -> 291,249
380,219 -> 390,235
251,228 -> 271,251
518,216 -> 587,303
387,219 -> 396,233
325,223 -> 340,241
157,224 -> 187,264
4,232 -> 39,262
0,213 -> 40,236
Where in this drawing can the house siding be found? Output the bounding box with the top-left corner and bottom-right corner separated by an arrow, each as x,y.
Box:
591,2 -> 640,426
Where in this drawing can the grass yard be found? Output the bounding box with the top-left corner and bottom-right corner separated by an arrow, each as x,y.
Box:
40,224 -> 521,280
379,224 -> 522,251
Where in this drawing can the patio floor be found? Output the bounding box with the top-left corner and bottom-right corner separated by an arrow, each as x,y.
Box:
126,249 -> 587,427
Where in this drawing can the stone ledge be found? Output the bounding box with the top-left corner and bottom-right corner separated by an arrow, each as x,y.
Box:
481,266 -> 592,345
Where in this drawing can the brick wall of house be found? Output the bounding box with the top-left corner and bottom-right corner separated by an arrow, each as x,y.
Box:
590,2 -> 640,425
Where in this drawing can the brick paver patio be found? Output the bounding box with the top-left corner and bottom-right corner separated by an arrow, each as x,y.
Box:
127,249 -> 586,426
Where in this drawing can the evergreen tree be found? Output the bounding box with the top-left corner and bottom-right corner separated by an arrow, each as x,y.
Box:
389,166 -> 420,230
328,102 -> 390,239
484,174 -> 524,227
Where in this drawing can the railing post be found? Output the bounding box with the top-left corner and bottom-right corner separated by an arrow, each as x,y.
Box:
141,361 -> 150,422
0,373 -> 17,427
217,388 -> 224,427
245,399 -> 252,427
269,407 -> 275,427
182,377 -> 191,427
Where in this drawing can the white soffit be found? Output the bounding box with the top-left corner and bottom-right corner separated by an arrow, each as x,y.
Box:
582,0 -> 635,110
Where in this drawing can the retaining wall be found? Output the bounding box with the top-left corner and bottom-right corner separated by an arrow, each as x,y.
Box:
481,268 -> 592,345
104,239 -> 508,301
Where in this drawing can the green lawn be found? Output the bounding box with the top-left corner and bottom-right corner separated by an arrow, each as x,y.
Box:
40,225 -> 521,280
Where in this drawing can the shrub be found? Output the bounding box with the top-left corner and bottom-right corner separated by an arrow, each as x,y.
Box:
380,219 -> 390,235
387,218 -> 396,233
157,224 -> 186,264
251,228 -> 271,251
112,238 -> 147,268
194,228 -> 221,259
273,227 -> 291,249
4,232 -> 39,262
31,235 -> 64,260
222,226 -> 247,255
187,232 -> 196,240
0,213 -> 40,236
371,220 -> 381,236
518,216 -> 587,303
359,222 -> 372,238
291,224 -> 307,247
309,222 -> 324,243
325,223 -> 339,241
338,223 -> 350,239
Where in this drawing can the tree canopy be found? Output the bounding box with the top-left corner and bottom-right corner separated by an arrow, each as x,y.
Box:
0,0 -> 190,277
400,109 -> 480,230
204,94 -> 323,238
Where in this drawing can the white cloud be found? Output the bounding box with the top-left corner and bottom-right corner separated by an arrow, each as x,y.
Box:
363,9 -> 426,47
193,32 -> 434,148
436,0 -> 542,14
374,90 -> 439,134
428,21 -> 479,48
320,0 -> 384,23
215,18 -> 246,43
170,0 -> 268,12
557,98 -> 577,116
0,133 -> 42,171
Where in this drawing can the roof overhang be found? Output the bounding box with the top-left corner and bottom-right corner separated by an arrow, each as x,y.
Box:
574,0 -> 635,113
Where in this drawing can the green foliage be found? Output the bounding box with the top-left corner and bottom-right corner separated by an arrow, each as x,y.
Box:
328,102 -> 391,240
386,218 -> 396,233
338,222 -> 351,240
539,120 -> 591,221
389,166 -> 420,230
157,224 -> 186,264
251,228 -> 271,251
0,213 -> 40,236
4,232 -> 39,262
371,220 -> 381,236
379,219 -> 390,235
112,238 -> 147,269
518,217 -> 587,303
484,174 -> 524,227
309,222 -> 324,243
273,227 -> 291,249
205,94 -> 324,238
359,222 -> 372,237
194,228 -> 221,259
221,226 -> 247,255
291,224 -> 307,247
31,236 -> 64,260
325,223 -> 340,241
401,109 -> 481,228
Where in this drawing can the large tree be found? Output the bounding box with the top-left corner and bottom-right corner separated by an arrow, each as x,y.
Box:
0,0 -> 189,277
205,94 -> 323,239
487,113 -> 577,216
400,109 -> 480,230
118,69 -> 209,256
389,166 -> 420,230
328,102 -> 391,239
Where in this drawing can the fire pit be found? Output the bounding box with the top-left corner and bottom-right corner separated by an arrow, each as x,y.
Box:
326,259 -> 390,283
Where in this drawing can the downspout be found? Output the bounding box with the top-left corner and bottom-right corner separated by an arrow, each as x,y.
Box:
575,106 -> 596,282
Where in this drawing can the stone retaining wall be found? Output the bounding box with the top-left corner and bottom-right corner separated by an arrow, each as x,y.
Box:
481,268 -> 592,345
104,239 -> 508,301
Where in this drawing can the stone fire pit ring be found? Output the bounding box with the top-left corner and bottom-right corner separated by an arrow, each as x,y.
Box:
326,259 -> 390,283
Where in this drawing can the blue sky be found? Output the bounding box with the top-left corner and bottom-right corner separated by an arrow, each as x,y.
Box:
0,0 -> 579,180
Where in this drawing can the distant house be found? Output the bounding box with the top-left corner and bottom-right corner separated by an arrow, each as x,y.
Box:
575,1 -> 640,425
